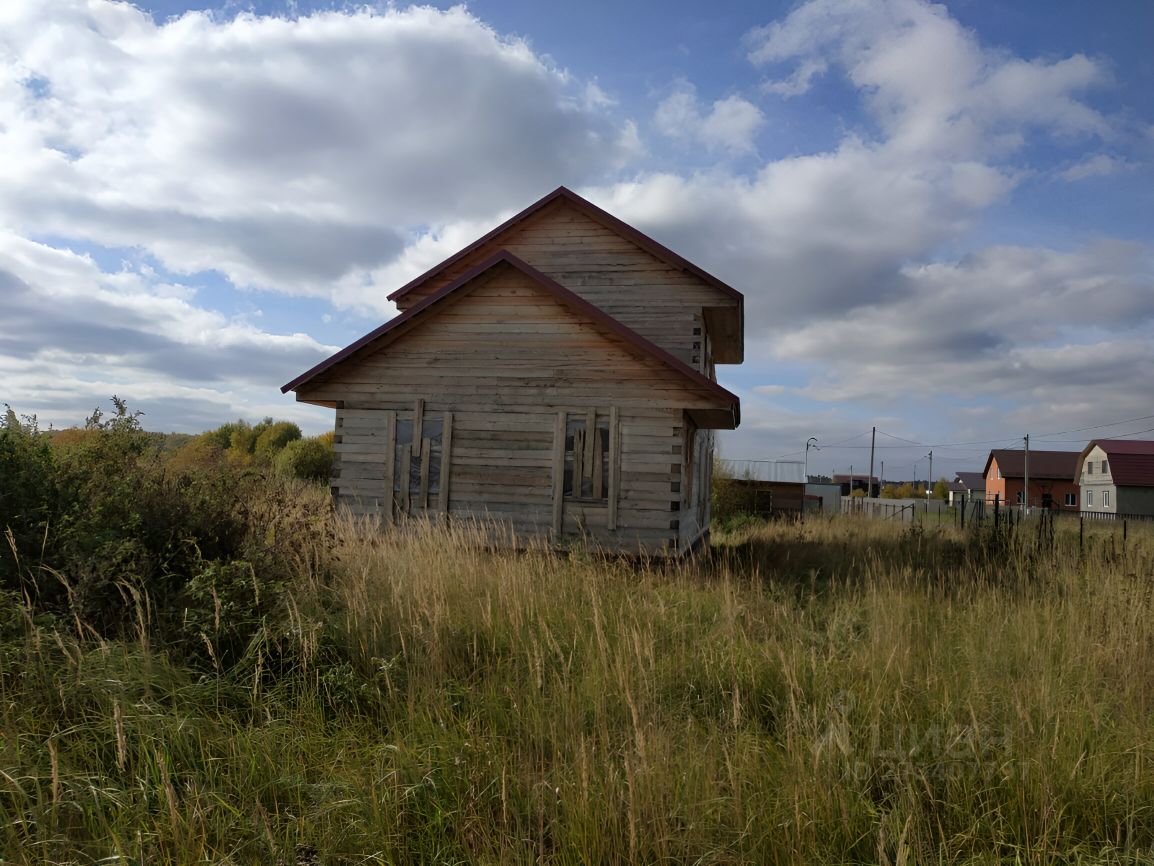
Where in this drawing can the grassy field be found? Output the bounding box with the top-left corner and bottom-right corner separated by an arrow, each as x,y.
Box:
2,504 -> 1154,864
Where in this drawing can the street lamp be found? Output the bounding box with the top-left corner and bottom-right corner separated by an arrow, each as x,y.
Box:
804,437 -> 820,482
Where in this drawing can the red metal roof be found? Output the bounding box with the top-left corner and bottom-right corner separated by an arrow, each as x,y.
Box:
282,250 -> 740,425
386,185 -> 744,306
983,449 -> 1079,480
1076,440 -> 1154,487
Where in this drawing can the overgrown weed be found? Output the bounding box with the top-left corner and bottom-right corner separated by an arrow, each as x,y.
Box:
2,424 -> 1153,862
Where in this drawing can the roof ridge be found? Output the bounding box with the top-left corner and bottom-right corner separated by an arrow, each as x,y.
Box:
385,185 -> 743,304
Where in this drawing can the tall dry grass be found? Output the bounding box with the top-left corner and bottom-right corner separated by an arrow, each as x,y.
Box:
2,513 -> 1153,863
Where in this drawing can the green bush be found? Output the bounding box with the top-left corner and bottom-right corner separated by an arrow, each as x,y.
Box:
254,421 -> 302,458
0,407 -> 56,588
0,399 -> 332,660
274,437 -> 333,483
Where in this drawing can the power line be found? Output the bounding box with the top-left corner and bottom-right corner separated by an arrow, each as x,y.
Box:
1029,424 -> 1154,444
751,410 -> 1154,467
1033,413 -> 1154,439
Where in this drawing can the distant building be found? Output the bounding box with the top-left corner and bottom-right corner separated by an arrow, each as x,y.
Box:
832,473 -> 879,497
983,449 -> 1079,509
1074,440 -> 1154,517
722,460 -> 806,516
947,471 -> 984,505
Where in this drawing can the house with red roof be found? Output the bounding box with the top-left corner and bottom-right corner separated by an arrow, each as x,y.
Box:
1074,440 -> 1154,516
983,449 -> 1080,510
282,187 -> 743,555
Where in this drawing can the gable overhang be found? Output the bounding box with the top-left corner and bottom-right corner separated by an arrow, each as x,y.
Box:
982,452 -> 997,480
283,250 -> 740,429
385,186 -> 745,364
1072,442 -> 1094,484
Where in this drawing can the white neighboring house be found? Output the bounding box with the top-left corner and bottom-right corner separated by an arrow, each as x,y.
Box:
1074,440 -> 1154,517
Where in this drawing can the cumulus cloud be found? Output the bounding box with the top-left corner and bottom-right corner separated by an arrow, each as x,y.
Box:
747,0 -> 1110,158
0,230 -> 337,430
775,242 -> 1154,413
0,1 -> 638,306
653,81 -> 765,154
587,0 -> 1127,359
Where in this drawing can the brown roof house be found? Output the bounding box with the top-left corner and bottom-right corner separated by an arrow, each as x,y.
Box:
1074,440 -> 1154,516
983,449 -> 1080,510
282,187 -> 743,555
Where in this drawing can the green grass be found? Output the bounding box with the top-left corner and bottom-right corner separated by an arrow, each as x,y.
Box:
2,514 -> 1154,864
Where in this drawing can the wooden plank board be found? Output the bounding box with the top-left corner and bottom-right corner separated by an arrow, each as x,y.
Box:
411,398 -> 424,457
438,411 -> 453,513
583,408 -> 595,483
551,410 -> 565,537
419,436 -> 431,510
592,420 -> 604,500
608,406 -> 620,531
382,410 -> 396,525
399,448 -> 411,515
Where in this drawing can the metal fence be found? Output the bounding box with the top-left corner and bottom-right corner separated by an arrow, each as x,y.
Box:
841,496 -> 949,524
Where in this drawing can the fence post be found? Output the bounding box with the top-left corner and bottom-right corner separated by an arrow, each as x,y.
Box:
994,494 -> 1000,532
1079,516 -> 1084,555
960,494 -> 966,531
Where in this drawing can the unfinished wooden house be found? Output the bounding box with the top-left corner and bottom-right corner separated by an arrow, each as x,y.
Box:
282,187 -> 743,554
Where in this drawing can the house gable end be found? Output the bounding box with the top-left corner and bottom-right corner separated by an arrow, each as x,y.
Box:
387,187 -> 744,364
288,253 -> 739,429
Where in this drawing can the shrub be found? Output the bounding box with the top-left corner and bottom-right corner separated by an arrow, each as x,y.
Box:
0,399 -> 333,655
275,437 -> 333,483
0,407 -> 56,587
254,421 -> 302,458
168,432 -> 227,472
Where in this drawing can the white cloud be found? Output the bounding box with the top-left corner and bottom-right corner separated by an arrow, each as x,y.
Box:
773,242 -> 1154,409
748,0 -> 1110,159
761,58 -> 828,97
0,1 -> 639,305
654,81 -> 765,154
1060,153 -> 1130,181
0,230 -> 337,430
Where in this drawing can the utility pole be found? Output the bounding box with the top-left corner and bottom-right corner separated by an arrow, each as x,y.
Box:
1023,433 -> 1030,513
880,460 -> 885,493
868,426 -> 876,497
850,464 -> 854,495
926,450 -> 933,499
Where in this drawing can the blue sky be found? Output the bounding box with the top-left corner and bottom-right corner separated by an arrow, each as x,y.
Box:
1,0 -> 1152,480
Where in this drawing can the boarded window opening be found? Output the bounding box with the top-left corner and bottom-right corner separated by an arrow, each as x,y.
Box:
393,414 -> 444,511
564,413 -> 609,501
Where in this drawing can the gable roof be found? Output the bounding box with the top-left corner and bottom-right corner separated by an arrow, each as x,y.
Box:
387,186 -> 743,306
983,449 -> 1079,481
282,250 -> 740,427
954,471 -> 985,491
1075,439 -> 1154,487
